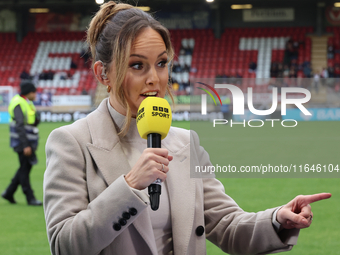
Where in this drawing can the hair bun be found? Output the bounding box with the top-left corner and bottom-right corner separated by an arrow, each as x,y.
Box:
86,1 -> 133,60
87,1 -> 118,47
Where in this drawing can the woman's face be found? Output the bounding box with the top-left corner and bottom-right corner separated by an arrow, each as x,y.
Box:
109,27 -> 169,117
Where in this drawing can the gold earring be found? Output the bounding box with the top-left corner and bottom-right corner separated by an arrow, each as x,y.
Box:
107,86 -> 111,93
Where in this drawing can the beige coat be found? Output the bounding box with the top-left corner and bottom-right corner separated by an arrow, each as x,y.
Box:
44,98 -> 298,255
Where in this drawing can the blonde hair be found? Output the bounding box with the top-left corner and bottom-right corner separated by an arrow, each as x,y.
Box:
86,1 -> 174,136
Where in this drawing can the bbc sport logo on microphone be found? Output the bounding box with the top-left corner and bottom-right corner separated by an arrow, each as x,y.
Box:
136,105 -> 170,125
136,97 -> 172,140
152,106 -> 170,118
136,107 -> 145,124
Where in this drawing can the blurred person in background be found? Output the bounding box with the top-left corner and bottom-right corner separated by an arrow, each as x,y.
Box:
43,2 -> 331,255
303,62 -> 313,78
313,70 -> 320,93
19,69 -> 31,80
1,82 -> 42,206
220,95 -> 231,120
321,67 -> 329,86
327,65 -> 334,78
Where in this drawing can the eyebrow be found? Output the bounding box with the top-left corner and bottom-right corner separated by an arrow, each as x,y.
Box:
130,51 -> 167,59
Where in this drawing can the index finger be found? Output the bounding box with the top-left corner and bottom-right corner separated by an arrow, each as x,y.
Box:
303,193 -> 332,204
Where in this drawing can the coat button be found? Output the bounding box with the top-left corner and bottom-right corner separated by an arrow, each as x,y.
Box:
122,211 -> 131,220
195,226 -> 204,236
129,207 -> 137,216
119,218 -> 127,226
113,223 -> 121,231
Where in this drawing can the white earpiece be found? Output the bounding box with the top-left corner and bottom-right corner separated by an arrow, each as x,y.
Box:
99,60 -> 107,79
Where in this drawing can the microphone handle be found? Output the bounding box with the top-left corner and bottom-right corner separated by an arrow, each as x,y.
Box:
147,133 -> 161,211
147,133 -> 161,148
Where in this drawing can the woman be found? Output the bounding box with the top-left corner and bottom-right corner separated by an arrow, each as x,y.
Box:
43,2 -> 331,255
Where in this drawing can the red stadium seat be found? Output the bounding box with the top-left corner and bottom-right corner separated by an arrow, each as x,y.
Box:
1,27 -> 314,96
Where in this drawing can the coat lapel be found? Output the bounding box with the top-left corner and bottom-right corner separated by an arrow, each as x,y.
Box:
86,99 -> 130,184
164,140 -> 196,255
85,98 -> 157,255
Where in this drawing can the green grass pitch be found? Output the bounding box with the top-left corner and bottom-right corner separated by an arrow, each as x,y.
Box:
0,120 -> 339,254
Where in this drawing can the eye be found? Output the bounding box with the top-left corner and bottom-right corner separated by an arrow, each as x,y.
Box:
158,60 -> 167,68
130,62 -> 143,70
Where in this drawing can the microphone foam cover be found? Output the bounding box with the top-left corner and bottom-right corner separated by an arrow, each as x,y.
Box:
136,97 -> 172,140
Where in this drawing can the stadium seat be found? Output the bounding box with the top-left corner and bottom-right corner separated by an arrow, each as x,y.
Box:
1,28 -> 313,96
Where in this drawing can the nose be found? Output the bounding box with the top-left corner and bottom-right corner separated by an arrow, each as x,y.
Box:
145,66 -> 160,86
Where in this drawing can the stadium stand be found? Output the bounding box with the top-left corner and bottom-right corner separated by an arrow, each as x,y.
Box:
169,27 -> 313,95
0,33 -> 23,88
0,31 -> 96,96
326,27 -> 340,80
0,26 -> 318,97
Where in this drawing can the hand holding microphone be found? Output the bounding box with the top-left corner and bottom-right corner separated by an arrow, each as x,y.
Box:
124,148 -> 173,190
125,97 -> 172,211
137,97 -> 172,210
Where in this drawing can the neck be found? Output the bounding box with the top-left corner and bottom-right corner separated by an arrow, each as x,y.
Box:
20,95 -> 28,100
109,97 -> 125,115
109,97 -> 136,118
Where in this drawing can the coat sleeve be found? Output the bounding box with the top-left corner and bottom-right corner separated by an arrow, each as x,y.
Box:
190,130 -> 299,255
43,127 -> 148,255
